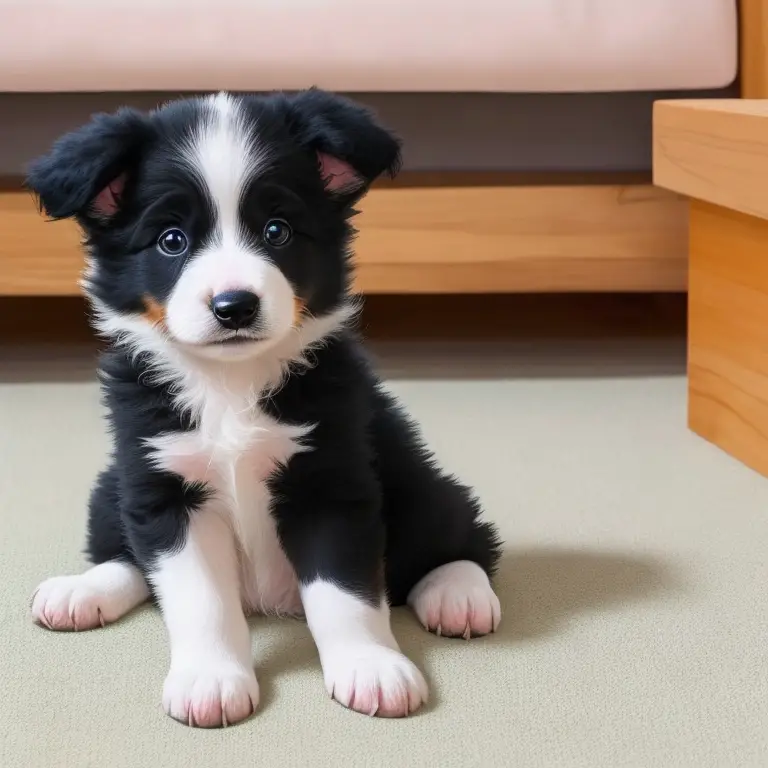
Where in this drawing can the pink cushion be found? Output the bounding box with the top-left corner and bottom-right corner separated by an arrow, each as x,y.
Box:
0,0 -> 737,93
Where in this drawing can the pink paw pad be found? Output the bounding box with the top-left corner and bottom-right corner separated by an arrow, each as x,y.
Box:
323,645 -> 428,718
162,661 -> 260,728
32,577 -> 107,631
407,561 -> 501,639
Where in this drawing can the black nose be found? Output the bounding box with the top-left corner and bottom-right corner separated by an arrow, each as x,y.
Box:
210,290 -> 260,330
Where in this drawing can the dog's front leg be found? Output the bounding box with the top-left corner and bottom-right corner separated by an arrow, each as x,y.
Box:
273,453 -> 428,718
146,502 -> 258,728
300,577 -> 428,717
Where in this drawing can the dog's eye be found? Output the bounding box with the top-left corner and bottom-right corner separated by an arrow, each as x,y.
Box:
263,219 -> 292,248
157,228 -> 189,257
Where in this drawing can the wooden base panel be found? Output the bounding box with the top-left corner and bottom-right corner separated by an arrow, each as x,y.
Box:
0,292 -> 688,346
0,178 -> 687,296
688,200 -> 768,476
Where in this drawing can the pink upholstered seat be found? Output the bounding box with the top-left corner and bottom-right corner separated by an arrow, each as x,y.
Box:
0,0 -> 737,93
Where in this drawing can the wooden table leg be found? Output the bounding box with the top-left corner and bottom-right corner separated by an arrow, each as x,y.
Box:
688,199 -> 768,475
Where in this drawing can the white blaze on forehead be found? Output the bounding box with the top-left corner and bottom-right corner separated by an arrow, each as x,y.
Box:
166,91 -> 294,348
181,92 -> 266,244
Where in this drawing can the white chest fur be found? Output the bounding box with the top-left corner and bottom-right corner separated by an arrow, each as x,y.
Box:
145,360 -> 311,617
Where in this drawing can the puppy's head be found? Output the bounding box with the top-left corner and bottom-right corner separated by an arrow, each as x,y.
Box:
27,90 -> 400,361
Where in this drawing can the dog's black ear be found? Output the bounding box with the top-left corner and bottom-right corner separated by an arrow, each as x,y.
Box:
25,107 -> 153,223
285,88 -> 401,198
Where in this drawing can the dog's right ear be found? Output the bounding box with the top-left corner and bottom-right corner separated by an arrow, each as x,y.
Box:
25,107 -> 153,223
282,89 -> 401,202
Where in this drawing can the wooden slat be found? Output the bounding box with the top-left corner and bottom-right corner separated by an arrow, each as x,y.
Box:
688,199 -> 768,476
740,0 -> 768,98
653,99 -> 768,220
0,190 -> 84,295
0,181 -> 688,296
354,184 -> 686,293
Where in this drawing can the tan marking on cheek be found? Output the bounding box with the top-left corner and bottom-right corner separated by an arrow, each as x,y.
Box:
142,295 -> 167,329
293,296 -> 307,326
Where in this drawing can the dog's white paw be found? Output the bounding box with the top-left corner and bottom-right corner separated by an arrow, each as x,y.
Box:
408,560 -> 501,639
321,644 -> 428,718
162,658 -> 260,728
32,576 -> 112,631
31,563 -> 149,632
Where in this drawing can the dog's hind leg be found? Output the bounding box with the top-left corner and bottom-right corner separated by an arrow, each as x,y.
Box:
31,464 -> 149,631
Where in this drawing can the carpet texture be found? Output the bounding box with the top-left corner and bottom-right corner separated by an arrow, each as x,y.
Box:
2,339 -> 767,767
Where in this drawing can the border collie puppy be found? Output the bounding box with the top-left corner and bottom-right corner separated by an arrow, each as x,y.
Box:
27,90 -> 501,726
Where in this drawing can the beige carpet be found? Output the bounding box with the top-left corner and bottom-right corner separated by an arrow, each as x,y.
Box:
2,339 -> 767,767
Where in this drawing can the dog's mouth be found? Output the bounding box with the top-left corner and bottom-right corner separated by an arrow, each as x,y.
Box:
215,335 -> 263,346
179,334 -> 267,350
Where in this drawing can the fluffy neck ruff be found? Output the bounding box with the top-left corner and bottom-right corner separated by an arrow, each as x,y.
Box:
94,299 -> 358,422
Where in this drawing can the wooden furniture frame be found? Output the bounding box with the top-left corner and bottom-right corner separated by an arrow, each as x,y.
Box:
654,97 -> 768,475
0,1 -> 757,297
647,1 -> 768,476
740,0 -> 768,99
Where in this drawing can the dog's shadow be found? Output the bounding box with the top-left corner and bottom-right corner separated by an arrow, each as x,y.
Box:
253,547 -> 676,710
484,547 -> 674,642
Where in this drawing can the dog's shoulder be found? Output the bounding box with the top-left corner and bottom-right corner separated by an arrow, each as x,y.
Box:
266,330 -> 377,425
97,344 -> 190,438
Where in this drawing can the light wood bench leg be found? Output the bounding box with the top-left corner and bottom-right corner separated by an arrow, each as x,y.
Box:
654,98 -> 768,475
688,200 -> 768,475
